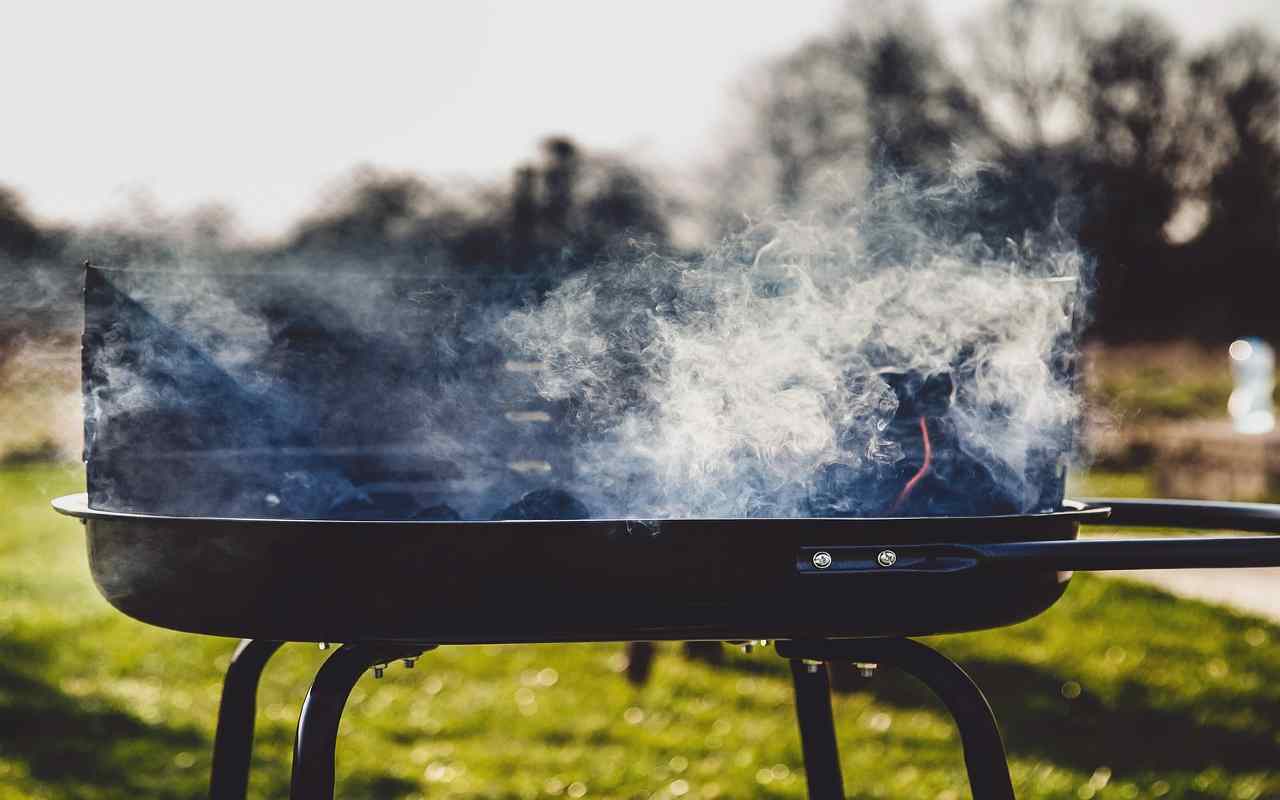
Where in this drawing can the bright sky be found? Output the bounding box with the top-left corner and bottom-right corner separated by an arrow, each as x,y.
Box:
3,0 -> 1277,241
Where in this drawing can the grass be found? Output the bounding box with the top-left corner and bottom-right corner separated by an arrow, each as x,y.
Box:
1,464 -> 1278,799
1069,471 -> 1157,500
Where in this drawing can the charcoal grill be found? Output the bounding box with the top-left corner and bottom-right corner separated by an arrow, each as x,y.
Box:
51,493 -> 1280,799
56,264 -> 1280,798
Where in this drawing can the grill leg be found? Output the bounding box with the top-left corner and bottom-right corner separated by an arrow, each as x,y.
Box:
789,659 -> 845,800
625,642 -> 656,685
289,643 -> 432,800
210,639 -> 284,800
777,639 -> 1015,800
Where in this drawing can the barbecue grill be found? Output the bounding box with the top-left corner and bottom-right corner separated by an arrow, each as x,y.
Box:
55,264 -> 1280,798
50,494 -> 1280,799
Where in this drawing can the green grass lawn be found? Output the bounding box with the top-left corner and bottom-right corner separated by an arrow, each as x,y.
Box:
2,464 -> 1278,800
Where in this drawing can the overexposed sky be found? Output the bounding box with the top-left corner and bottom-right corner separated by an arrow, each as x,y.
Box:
3,0 -> 1277,241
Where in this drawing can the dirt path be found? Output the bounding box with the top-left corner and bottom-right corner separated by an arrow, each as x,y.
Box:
1102,566 -> 1280,621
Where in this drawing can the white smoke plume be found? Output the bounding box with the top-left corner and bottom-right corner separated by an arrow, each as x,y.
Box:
498,167 -> 1085,517
81,165 -> 1087,520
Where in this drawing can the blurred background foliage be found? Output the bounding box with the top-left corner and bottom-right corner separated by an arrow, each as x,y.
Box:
6,0 -> 1278,478
4,0 -> 1280,347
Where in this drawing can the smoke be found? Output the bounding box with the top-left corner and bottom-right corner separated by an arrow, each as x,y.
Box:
499,167 -> 1085,517
82,165 -> 1087,520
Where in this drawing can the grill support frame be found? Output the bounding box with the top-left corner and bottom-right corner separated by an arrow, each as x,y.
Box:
209,639 -> 284,800
789,658 -> 845,798
289,642 -> 433,800
780,638 -> 1015,800
206,638 -> 1015,800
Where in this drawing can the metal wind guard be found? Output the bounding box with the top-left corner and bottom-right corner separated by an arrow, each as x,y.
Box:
81,265 -> 571,518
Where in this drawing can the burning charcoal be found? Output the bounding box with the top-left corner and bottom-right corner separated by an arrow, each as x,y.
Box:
328,493 -> 380,518
880,370 -> 954,420
492,489 -> 590,520
342,489 -> 422,519
275,470 -> 369,518
413,503 -> 461,521
883,416 -> 1021,517
877,370 -> 954,516
807,462 -> 880,517
331,490 -> 462,521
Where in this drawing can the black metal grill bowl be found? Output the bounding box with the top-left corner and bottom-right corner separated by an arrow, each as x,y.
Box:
54,494 -> 1108,643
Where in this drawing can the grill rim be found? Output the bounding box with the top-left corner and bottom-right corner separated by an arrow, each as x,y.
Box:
52,493 -> 1108,527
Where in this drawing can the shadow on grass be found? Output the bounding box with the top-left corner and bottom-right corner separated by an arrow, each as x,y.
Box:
846,656 -> 1280,776
342,771 -> 421,798
0,634 -> 209,799
658,634 -> 1279,777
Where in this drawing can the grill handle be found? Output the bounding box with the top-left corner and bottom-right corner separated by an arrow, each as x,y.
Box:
1079,497 -> 1280,534
800,498 -> 1280,575
972,536 -> 1280,571
798,536 -> 1280,575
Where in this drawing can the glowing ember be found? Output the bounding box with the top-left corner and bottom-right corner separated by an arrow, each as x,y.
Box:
891,416 -> 933,513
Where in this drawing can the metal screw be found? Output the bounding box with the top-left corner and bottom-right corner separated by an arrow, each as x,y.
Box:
373,663 -> 387,679
403,658 -> 416,669
876,549 -> 897,567
854,662 -> 878,678
812,551 -> 833,569
802,659 -> 823,674
318,642 -> 330,651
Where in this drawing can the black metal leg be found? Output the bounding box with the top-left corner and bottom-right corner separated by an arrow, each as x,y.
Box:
789,660 -> 845,800
778,639 -> 1016,800
210,639 -> 285,800
289,643 -> 433,800
625,642 -> 656,685
683,641 -> 725,665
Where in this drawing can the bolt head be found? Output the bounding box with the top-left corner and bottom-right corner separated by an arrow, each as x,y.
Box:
812,551 -> 833,569
876,549 -> 897,567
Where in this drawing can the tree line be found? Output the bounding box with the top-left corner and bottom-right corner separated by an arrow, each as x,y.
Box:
3,0 -> 1279,346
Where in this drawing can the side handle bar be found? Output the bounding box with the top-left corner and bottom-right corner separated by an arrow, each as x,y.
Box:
797,498 -> 1280,576
1079,497 -> 1280,534
798,537 -> 1280,574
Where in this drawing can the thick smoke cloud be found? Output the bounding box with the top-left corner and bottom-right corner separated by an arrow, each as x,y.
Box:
84,165 -> 1086,520
500,168 -> 1085,518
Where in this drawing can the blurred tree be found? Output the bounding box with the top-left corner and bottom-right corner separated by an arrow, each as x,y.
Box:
723,2 -> 991,214
1178,32 -> 1280,336
966,0 -> 1089,155
288,170 -> 438,261
726,0 -> 1280,341
0,185 -> 50,262
541,136 -> 579,237
1074,12 -> 1186,339
284,138 -> 669,278
863,24 -> 989,174
1,185 -> 65,352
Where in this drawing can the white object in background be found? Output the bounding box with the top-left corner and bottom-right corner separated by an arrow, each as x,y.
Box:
1228,338 -> 1275,434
